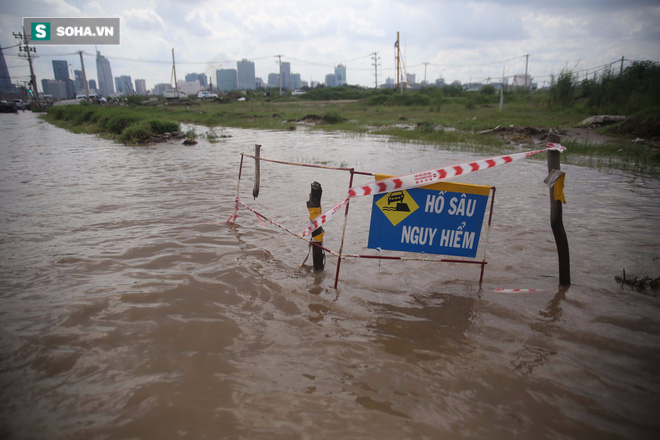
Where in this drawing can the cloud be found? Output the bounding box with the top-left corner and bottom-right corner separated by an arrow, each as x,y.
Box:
2,0 -> 658,90
183,10 -> 214,37
122,8 -> 165,31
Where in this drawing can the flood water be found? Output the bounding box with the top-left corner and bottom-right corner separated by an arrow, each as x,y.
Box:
1,112 -> 659,439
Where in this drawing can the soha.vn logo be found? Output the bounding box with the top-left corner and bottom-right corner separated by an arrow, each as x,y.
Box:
31,22 -> 50,40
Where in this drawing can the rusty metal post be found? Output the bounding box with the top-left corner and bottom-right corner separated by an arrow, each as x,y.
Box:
252,144 -> 261,199
307,182 -> 325,271
547,131 -> 570,286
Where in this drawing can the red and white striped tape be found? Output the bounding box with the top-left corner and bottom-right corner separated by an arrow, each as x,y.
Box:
493,288 -> 544,293
300,143 -> 565,238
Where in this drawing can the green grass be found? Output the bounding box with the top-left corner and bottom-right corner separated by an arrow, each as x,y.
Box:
41,96 -> 659,175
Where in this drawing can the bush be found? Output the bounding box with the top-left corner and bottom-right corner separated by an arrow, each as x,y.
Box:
480,84 -> 497,96
119,121 -> 152,144
47,106 -> 66,120
322,111 -> 346,124
107,114 -> 141,134
417,120 -> 435,134
366,91 -> 431,106
366,95 -> 390,106
125,95 -> 146,106
302,85 -> 368,101
550,69 -> 578,108
148,119 -> 180,134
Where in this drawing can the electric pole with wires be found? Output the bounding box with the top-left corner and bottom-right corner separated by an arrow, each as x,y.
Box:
13,28 -> 40,106
371,52 -> 380,89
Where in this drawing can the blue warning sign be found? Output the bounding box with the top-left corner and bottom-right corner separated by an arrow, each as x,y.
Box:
367,176 -> 490,258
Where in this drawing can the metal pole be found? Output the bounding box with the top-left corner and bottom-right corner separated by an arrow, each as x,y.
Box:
334,170 -> 355,288
252,145 -> 261,199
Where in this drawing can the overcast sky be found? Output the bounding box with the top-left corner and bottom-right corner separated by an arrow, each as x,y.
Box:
2,0 -> 659,91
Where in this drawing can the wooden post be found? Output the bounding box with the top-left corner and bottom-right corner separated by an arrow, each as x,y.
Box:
307,182 -> 325,271
547,131 -> 570,286
252,144 -> 261,199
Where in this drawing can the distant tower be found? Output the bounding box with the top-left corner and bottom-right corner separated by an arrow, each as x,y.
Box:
185,73 -> 208,88
52,60 -> 69,80
268,73 -> 280,88
281,62 -> 291,90
95,50 -> 114,96
114,75 -> 134,95
0,46 -> 15,95
216,69 -> 237,92
135,79 -> 147,95
334,64 -> 347,85
74,70 -> 85,92
52,60 -> 74,98
237,59 -> 256,90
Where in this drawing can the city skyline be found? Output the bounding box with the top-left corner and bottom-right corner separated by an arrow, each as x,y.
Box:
1,1 -> 658,95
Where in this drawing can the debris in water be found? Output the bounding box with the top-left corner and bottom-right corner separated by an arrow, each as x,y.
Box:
615,269 -> 660,290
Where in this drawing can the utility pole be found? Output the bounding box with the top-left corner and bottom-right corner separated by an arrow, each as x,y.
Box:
423,62 -> 429,85
394,32 -> 407,94
275,55 -> 283,96
13,28 -> 40,106
524,54 -> 529,89
371,52 -> 380,89
78,51 -> 90,100
499,65 -> 505,111
620,56 -> 624,75
171,48 -> 178,89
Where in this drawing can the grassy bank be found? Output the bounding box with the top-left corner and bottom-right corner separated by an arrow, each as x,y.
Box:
41,92 -> 659,175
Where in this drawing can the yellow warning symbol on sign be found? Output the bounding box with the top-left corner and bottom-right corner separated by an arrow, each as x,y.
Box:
375,190 -> 419,226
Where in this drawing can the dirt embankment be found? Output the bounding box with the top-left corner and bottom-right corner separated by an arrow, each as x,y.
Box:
481,114 -> 660,148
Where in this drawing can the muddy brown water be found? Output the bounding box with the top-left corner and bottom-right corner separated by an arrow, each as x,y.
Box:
1,112 -> 659,439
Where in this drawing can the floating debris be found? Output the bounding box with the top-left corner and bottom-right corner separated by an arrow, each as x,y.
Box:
615,269 -> 660,290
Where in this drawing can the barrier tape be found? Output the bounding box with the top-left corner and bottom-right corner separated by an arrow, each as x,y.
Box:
493,288 -> 544,293
300,143 -> 565,238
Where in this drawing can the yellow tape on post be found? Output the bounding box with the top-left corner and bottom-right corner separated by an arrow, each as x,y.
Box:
308,206 -> 325,242
554,173 -> 566,204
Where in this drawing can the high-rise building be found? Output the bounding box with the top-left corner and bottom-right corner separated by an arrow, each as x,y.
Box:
52,60 -> 74,98
153,83 -> 170,96
135,79 -> 147,95
0,46 -> 17,98
74,70 -> 85,93
335,64 -> 347,85
216,69 -> 237,91
291,73 -> 302,90
52,60 -> 69,80
281,62 -> 291,90
114,75 -> 134,95
41,79 -> 67,99
268,73 -> 280,88
88,79 -> 97,92
325,74 -> 338,87
96,50 -> 114,96
185,73 -> 207,88
237,59 -> 256,90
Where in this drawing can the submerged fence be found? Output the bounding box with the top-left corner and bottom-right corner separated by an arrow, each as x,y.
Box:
227,142 -> 569,289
